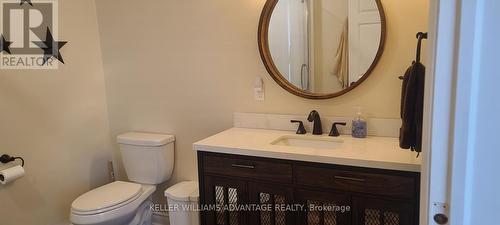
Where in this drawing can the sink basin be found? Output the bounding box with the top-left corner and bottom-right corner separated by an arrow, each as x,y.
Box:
271,135 -> 344,149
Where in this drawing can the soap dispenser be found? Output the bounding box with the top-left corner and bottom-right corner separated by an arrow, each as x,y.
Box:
352,107 -> 367,138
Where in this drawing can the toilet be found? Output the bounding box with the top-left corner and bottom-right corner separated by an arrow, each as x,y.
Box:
70,132 -> 175,225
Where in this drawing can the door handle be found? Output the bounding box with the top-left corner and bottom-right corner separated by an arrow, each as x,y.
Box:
301,64 -> 309,90
433,214 -> 449,224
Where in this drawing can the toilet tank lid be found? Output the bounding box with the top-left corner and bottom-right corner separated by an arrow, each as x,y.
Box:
165,181 -> 199,202
117,132 -> 175,146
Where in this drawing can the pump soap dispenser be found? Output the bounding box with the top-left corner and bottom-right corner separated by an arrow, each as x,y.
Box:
352,107 -> 367,138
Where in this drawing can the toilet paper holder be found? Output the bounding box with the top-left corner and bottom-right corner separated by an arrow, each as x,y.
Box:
0,154 -> 25,167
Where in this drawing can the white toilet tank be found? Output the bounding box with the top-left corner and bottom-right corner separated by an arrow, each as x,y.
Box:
117,132 -> 175,185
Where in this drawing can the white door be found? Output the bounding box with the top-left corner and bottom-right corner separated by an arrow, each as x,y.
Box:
268,0 -> 310,90
423,0 -> 500,224
348,0 -> 381,84
288,0 -> 310,90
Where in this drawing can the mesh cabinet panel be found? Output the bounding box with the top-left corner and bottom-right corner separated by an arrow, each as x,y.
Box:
214,186 -> 241,225
365,209 -> 402,225
365,209 -> 381,225
228,188 -> 239,225
384,211 -> 400,225
324,203 -> 338,225
306,200 -> 344,225
274,195 -> 286,225
215,186 -> 227,225
307,200 -> 322,225
260,193 -> 272,225
258,192 -> 287,225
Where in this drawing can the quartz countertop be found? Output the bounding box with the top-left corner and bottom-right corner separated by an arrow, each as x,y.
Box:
193,128 -> 421,172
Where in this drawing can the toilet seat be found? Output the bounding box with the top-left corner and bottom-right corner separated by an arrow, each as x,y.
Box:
70,183 -> 156,225
71,181 -> 142,215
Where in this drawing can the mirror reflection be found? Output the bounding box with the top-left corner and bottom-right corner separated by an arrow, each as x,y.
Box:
268,0 -> 384,94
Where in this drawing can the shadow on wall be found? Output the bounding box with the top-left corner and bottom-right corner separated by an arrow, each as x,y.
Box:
0,166 -> 47,213
89,154 -> 114,189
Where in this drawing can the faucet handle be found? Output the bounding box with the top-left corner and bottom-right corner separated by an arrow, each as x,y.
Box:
329,122 -> 347,137
291,120 -> 307,134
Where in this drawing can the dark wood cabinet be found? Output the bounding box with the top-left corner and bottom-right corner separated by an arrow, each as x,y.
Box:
198,152 -> 420,225
203,154 -> 293,184
295,165 -> 417,200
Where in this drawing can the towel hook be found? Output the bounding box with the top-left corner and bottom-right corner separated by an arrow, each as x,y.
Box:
416,32 -> 428,40
416,32 -> 428,63
398,32 -> 428,80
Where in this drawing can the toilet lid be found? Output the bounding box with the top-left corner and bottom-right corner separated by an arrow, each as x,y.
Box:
71,181 -> 142,213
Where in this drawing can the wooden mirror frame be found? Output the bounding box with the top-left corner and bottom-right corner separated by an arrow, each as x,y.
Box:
258,0 -> 387,99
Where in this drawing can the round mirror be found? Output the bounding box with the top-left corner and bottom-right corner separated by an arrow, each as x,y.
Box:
259,0 -> 386,99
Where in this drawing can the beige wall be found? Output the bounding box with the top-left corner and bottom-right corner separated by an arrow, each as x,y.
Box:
95,0 -> 428,186
0,0 -> 428,224
0,1 -> 113,225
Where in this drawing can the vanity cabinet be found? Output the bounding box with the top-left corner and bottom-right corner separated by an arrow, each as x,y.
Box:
198,152 -> 420,225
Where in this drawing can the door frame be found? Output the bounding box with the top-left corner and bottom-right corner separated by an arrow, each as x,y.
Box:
422,0 -> 483,224
420,0 -> 458,223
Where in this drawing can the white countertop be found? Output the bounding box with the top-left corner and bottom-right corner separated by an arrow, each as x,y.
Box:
194,128 -> 421,172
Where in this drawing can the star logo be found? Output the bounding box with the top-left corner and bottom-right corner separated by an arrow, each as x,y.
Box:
33,28 -> 68,64
20,0 -> 33,6
0,34 -> 13,54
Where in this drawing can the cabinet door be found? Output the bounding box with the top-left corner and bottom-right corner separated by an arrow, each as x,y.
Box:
296,189 -> 352,225
353,197 -> 415,225
203,176 -> 248,225
248,183 -> 295,225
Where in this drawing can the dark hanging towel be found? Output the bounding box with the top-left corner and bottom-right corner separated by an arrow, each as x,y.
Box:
400,32 -> 427,153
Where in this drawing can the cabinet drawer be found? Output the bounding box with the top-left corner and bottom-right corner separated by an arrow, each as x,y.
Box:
203,154 -> 293,183
296,165 -> 417,199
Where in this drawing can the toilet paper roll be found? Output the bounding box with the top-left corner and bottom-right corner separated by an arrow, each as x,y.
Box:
0,165 -> 25,185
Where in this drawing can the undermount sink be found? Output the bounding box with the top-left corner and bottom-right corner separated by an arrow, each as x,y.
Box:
271,135 -> 344,149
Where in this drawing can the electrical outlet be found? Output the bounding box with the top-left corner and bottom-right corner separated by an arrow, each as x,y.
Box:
254,76 -> 265,101
255,89 -> 265,101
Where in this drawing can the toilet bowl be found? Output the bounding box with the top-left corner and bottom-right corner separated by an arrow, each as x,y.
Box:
70,132 -> 175,225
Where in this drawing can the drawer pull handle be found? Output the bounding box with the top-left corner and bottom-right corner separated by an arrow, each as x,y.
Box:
231,164 -> 255,169
334,176 -> 366,182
